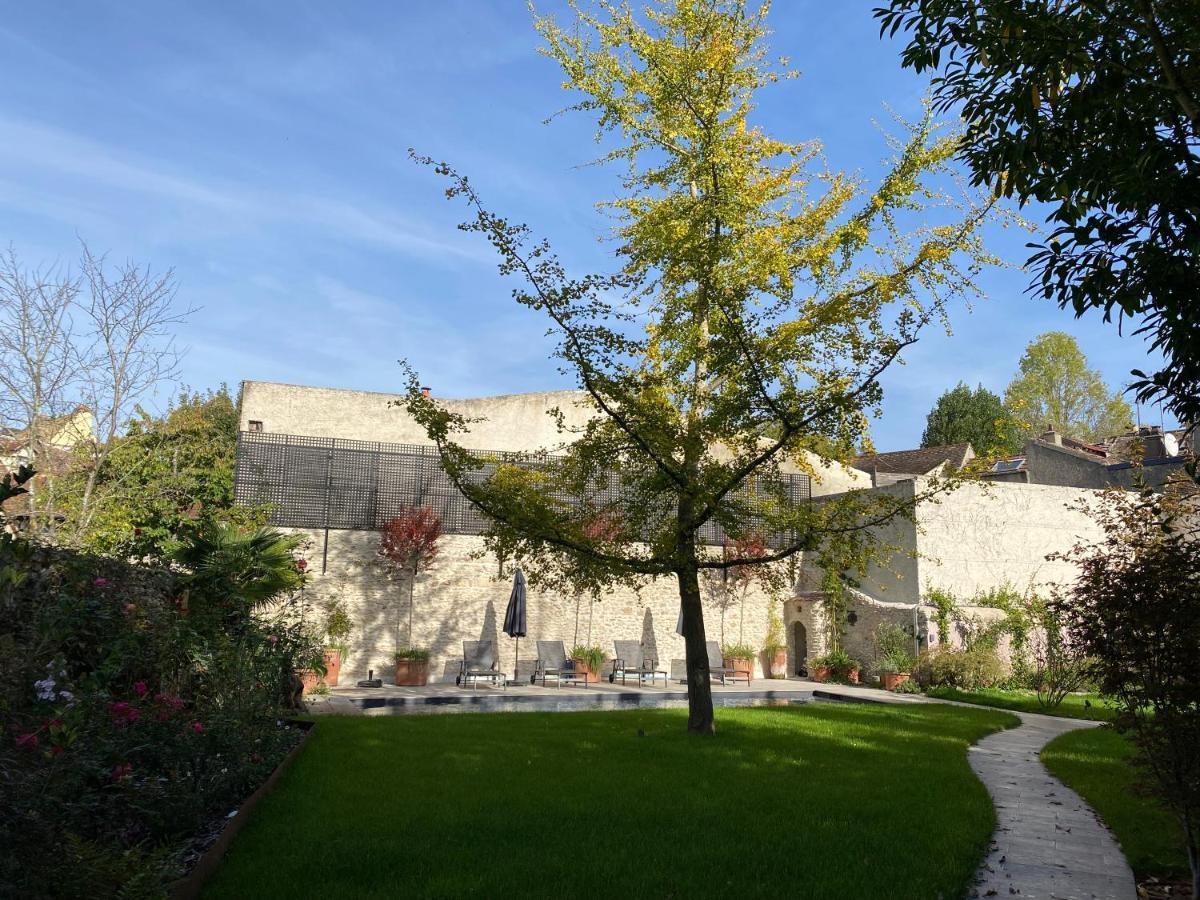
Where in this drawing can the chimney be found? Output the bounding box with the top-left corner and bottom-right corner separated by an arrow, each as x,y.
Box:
1040,428 -> 1062,446
421,386 -> 431,398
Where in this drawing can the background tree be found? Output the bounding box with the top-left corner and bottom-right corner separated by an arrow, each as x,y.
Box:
378,507 -> 442,650
1004,332 -> 1133,442
60,386 -> 263,557
0,241 -> 190,536
921,381 -> 1019,454
876,0 -> 1200,427
72,245 -> 190,540
0,247 -> 81,528
403,0 -> 999,733
1055,488 -> 1200,894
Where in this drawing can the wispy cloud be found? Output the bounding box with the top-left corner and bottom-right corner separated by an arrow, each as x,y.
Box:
0,114 -> 489,264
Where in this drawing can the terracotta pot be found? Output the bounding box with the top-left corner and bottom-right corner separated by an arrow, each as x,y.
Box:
322,649 -> 342,687
766,649 -> 787,678
571,658 -> 599,682
724,656 -> 754,678
881,672 -> 910,691
298,669 -> 321,694
846,667 -> 861,685
811,666 -> 831,683
394,658 -> 429,686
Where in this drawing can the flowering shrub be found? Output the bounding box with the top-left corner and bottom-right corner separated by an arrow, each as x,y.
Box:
0,529 -> 320,896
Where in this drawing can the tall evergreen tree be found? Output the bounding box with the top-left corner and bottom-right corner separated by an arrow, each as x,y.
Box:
921,382 -> 1019,454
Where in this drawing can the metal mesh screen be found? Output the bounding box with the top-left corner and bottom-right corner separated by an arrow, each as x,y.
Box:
235,431 -> 811,546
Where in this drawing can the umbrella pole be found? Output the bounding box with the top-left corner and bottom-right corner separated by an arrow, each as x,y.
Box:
513,636 -> 519,685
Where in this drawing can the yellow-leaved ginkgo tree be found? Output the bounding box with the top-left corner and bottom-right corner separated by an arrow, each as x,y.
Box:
404,0 -> 1000,734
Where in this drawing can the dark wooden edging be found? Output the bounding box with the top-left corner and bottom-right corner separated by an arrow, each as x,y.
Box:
170,719 -> 315,900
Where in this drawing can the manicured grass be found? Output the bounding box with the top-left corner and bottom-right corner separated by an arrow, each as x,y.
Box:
205,704 -> 1016,900
927,687 -> 1116,721
1041,726 -> 1189,879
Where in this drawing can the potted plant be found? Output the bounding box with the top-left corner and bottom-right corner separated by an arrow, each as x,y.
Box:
763,606 -> 787,678
298,648 -> 329,694
379,507 -> 442,667
722,642 -> 757,679
810,649 -> 861,684
321,600 -> 353,687
877,651 -> 913,691
569,645 -> 606,682
394,647 -> 431,686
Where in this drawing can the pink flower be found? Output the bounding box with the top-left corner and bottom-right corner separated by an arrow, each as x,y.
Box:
267,634 -> 279,645
15,732 -> 38,750
50,744 -> 64,757
110,763 -> 132,782
93,577 -> 109,588
123,603 -> 137,616
189,720 -> 204,733
295,559 -> 308,571
108,701 -> 140,725
132,681 -> 148,697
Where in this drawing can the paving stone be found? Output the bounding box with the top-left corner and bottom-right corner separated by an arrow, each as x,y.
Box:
968,713 -> 1136,900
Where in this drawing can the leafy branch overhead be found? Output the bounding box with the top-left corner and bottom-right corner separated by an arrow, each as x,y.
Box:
876,0 -> 1200,425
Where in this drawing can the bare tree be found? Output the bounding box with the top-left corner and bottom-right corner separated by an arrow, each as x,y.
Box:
70,243 -> 190,539
0,247 -> 82,528
0,242 -> 190,539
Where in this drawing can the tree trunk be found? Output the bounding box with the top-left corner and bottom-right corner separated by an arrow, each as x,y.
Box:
1187,826 -> 1198,900
677,564 -> 715,735
407,564 -> 416,648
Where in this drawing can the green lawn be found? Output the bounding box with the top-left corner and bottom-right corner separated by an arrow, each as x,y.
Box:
205,704 -> 1017,900
1041,726 -> 1189,879
927,687 -> 1115,721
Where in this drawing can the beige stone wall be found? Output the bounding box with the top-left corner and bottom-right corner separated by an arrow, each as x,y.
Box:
861,479 -> 1104,606
291,528 -> 784,684
781,587 -> 1012,677
240,381 -> 596,453
238,380 -> 869,494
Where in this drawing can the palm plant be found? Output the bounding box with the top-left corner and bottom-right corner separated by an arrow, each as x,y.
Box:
173,523 -> 305,612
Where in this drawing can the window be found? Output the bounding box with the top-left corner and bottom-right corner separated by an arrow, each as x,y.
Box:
248,420 -> 263,433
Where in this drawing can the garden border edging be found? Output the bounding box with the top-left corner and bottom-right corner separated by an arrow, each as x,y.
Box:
170,719 -> 315,900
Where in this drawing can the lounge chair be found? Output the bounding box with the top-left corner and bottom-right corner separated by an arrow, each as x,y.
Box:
456,640 -> 507,690
530,643 -> 585,691
609,640 -> 667,686
707,641 -> 750,686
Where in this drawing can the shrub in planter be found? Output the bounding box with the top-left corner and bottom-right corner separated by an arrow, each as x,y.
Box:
811,649 -> 861,684
321,600 -> 354,686
394,647 -> 431,686
762,606 -> 787,678
569,645 -> 606,681
722,642 -> 757,678
877,650 -> 915,691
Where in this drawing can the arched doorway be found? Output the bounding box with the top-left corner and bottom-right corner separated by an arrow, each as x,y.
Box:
792,622 -> 808,676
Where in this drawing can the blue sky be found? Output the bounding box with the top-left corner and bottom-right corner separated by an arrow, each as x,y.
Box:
0,2 -> 1172,449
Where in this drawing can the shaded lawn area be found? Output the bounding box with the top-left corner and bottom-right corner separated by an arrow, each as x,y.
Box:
927,687 -> 1116,721
1041,726 -> 1189,880
205,703 -> 1016,900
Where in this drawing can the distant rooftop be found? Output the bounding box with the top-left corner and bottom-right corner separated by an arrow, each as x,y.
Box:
850,443 -> 974,477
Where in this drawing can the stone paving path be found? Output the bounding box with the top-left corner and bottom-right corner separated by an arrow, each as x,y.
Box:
968,714 -> 1136,900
